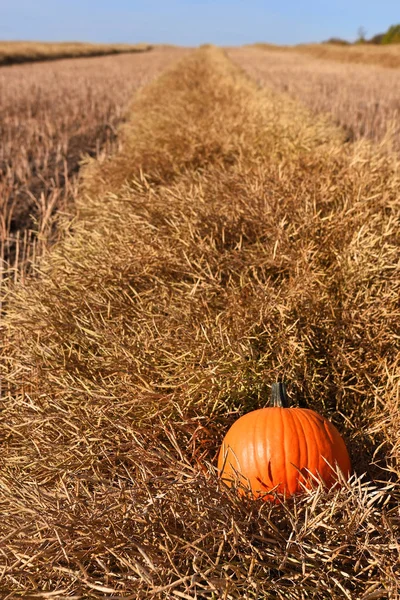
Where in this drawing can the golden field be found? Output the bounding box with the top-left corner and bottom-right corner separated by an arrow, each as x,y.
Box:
230,46 -> 400,151
0,47 -> 186,276
0,40 -> 152,66
298,42 -> 400,68
254,41 -> 400,69
0,45 -> 399,598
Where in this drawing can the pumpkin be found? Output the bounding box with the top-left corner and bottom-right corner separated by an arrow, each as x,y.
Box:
218,382 -> 351,500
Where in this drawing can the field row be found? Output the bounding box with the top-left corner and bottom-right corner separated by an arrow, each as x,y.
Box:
2,44 -> 400,280
0,47 -> 186,277
253,41 -> 400,69
230,47 -> 400,151
1,47 -> 399,598
0,41 -> 152,66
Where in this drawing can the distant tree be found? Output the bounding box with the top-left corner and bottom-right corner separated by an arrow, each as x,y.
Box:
369,33 -> 384,44
356,26 -> 367,43
321,23 -> 400,47
323,37 -> 350,45
381,24 -> 400,44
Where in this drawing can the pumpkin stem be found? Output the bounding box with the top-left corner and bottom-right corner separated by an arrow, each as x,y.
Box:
271,382 -> 290,408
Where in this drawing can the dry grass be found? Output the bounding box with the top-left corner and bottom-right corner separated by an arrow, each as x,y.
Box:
253,42 -> 400,69
0,41 -> 152,66
298,43 -> 400,69
1,47 -> 399,598
230,46 -> 400,152
0,47 -> 187,278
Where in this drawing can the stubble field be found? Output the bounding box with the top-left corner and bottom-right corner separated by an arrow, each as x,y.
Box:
0,47 -> 186,277
0,45 -> 399,599
0,41 -> 153,66
229,46 -> 400,151
253,41 -> 400,69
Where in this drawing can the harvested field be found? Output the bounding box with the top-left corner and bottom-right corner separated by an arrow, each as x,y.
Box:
230,46 -> 400,152
253,42 -> 400,69
0,41 -> 152,67
1,46 -> 399,598
295,42 -> 400,69
0,47 -> 186,276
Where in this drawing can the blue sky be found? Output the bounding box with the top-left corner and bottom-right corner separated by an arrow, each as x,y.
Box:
0,0 -> 399,46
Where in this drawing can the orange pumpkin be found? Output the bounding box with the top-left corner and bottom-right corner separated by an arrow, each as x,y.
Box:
218,382 -> 351,500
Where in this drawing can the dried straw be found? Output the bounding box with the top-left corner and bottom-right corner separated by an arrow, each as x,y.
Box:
1,47 -> 399,599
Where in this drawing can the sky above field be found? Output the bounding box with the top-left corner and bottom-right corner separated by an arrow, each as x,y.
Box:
1,0 -> 399,46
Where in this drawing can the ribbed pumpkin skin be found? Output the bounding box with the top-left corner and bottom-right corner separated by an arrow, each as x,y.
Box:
218,407 -> 351,499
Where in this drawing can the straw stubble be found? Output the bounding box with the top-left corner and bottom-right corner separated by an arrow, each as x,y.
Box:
1,47 -> 399,598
